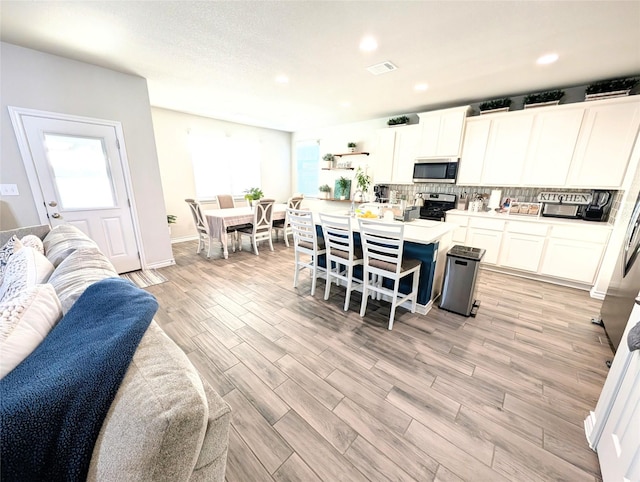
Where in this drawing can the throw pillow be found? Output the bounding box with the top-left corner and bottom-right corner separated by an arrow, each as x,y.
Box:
43,225 -> 99,267
0,235 -> 19,281
0,247 -> 55,304
0,283 -> 62,379
48,248 -> 118,314
20,235 -> 45,254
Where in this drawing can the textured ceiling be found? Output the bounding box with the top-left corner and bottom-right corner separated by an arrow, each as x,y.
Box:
1,1 -> 639,132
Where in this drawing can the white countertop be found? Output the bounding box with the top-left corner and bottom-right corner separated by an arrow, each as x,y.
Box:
310,210 -> 457,246
446,209 -> 614,229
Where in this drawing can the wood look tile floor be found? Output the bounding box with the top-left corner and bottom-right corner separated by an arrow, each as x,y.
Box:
148,238 -> 612,481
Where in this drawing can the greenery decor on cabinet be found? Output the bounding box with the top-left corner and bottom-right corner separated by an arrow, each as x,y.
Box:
585,77 -> 638,100
319,184 -> 331,199
523,90 -> 565,108
479,97 -> 512,114
335,176 -> 351,200
322,153 -> 334,170
387,115 -> 410,126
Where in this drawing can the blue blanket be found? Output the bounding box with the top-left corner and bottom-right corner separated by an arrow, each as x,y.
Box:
0,277 -> 158,481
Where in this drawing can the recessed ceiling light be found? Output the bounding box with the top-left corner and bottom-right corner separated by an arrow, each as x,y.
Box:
275,75 -> 289,84
414,83 -> 429,92
340,101 -> 351,108
359,36 -> 378,52
537,53 -> 559,65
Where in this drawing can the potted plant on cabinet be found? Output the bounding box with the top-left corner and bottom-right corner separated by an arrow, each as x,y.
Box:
347,142 -> 357,153
353,167 -> 371,202
479,97 -> 511,114
523,89 -> 565,108
387,115 -> 410,127
585,77 -> 639,101
244,187 -> 264,206
318,184 -> 331,199
336,176 -> 350,200
322,153 -> 334,170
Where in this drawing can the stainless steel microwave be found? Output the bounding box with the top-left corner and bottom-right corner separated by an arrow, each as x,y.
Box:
413,158 -> 458,183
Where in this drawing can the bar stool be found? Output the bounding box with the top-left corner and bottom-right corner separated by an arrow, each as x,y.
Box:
288,208 -> 326,296
319,213 -> 364,311
358,219 -> 421,330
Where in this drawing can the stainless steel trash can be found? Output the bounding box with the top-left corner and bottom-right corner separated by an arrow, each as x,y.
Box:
439,245 -> 485,316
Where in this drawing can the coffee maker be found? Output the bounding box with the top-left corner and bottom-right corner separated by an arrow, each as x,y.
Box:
373,184 -> 389,203
582,190 -> 613,222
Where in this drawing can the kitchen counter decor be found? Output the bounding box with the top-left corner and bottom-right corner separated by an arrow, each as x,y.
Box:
387,115 -> 410,127
523,89 -> 565,108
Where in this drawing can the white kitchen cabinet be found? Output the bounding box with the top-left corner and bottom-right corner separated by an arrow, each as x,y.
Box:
416,106 -> 469,158
445,213 -> 469,243
568,97 -> 640,188
498,220 -> 549,273
391,124 -> 421,183
372,128 -> 396,183
522,107 -> 585,186
539,225 -> 610,284
481,114 -> 534,186
465,218 -> 505,265
457,118 -> 490,185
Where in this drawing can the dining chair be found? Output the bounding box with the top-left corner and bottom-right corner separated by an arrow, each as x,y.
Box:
357,219 -> 421,330
184,198 -> 214,258
288,208 -> 326,296
319,213 -> 363,311
237,199 -> 275,255
216,194 -> 235,209
273,196 -> 303,247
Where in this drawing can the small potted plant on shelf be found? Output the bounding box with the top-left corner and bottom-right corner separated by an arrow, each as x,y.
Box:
479,97 -> 511,114
353,167 -> 371,202
336,176 -> 350,200
523,89 -> 565,108
347,142 -> 357,153
585,77 -> 639,101
319,184 -> 331,199
321,153 -> 334,170
387,115 -> 410,127
167,214 -> 177,225
243,187 -> 264,206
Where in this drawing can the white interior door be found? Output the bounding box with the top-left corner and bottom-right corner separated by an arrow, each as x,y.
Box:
11,111 -> 141,273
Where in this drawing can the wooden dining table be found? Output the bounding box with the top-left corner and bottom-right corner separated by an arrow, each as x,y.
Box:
204,204 -> 287,258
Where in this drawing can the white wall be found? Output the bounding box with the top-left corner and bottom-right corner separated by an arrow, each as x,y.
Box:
0,42 -> 173,267
151,107 -> 292,241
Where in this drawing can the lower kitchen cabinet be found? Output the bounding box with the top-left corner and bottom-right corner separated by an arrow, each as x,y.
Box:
445,210 -> 612,288
540,237 -> 606,284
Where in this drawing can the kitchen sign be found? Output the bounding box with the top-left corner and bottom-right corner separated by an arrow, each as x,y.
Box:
537,192 -> 593,205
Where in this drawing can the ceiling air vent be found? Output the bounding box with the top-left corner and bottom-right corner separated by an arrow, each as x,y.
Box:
366,61 -> 398,75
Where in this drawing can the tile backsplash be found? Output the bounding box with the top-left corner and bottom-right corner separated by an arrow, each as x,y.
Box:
385,183 -> 619,224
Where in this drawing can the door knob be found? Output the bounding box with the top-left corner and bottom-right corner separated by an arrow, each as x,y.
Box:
51,213 -> 61,218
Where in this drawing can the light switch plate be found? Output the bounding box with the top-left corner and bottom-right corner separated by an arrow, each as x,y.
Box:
0,184 -> 19,196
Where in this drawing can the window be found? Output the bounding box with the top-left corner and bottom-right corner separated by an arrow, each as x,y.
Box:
188,132 -> 261,200
296,140 -> 319,197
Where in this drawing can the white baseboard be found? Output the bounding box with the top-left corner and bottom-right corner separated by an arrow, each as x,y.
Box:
170,235 -> 198,244
590,287 -> 606,300
146,258 -> 176,269
583,411 -> 598,451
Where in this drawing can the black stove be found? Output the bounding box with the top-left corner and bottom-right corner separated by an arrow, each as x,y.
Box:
419,193 -> 457,221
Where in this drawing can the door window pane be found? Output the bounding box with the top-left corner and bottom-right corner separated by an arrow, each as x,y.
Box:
44,133 -> 116,209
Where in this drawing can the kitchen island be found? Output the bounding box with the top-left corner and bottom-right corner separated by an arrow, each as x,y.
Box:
311,212 -> 457,314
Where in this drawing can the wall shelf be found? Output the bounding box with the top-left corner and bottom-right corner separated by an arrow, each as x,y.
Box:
321,167 -> 355,171
334,152 -> 370,157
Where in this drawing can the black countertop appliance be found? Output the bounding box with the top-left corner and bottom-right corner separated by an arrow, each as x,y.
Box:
583,190 -> 613,222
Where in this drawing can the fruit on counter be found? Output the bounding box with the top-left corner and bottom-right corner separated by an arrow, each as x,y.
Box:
358,210 -> 378,219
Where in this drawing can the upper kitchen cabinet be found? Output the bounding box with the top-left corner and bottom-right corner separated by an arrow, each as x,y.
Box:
481,114 -> 534,186
522,107 -> 585,186
416,106 -> 470,158
372,124 -> 421,184
567,97 -> 640,188
458,118 -> 490,185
